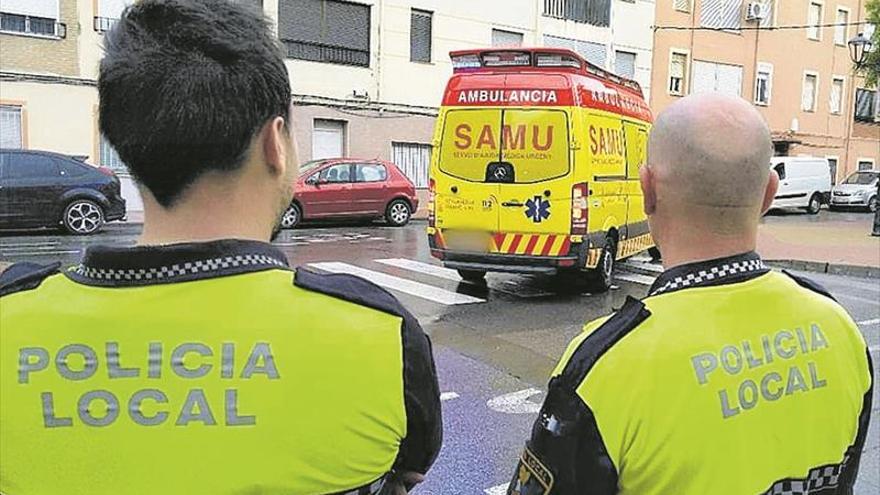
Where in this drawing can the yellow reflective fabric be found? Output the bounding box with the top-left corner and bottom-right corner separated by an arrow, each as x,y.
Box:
554,272 -> 871,495
0,269 -> 406,495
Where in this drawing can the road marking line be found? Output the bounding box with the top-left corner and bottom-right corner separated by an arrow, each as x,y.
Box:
0,250 -> 80,256
858,318 -> 879,326
485,483 -> 508,495
615,272 -> 657,286
308,262 -> 485,305
487,388 -> 543,415
440,392 -> 459,401
622,260 -> 664,274
376,258 -> 463,282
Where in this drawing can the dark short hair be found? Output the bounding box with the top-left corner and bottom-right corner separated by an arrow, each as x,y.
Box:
99,0 -> 291,207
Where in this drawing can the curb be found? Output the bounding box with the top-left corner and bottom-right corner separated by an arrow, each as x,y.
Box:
765,259 -> 880,279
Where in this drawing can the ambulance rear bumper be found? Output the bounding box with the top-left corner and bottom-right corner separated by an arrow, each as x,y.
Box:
431,249 -> 579,275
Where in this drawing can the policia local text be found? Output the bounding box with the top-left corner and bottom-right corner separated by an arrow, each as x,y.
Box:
17,342 -> 279,428
691,324 -> 830,419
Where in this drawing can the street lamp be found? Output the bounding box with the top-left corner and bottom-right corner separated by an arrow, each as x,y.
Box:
847,33 -> 880,236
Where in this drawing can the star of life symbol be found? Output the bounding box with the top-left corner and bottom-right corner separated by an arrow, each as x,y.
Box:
525,196 -> 550,223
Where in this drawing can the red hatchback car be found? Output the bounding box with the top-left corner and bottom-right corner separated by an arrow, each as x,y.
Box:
280,158 -> 419,229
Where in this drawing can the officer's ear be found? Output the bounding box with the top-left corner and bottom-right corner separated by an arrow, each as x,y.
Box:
640,165 -> 657,215
760,169 -> 780,216
261,116 -> 290,179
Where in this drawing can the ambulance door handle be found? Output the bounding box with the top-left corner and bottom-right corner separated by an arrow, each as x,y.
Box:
451,186 -> 458,194
502,201 -> 524,208
543,190 -> 551,198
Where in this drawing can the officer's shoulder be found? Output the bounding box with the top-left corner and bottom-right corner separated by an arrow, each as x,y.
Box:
557,297 -> 652,388
0,261 -> 61,298
293,267 -> 416,323
779,270 -> 837,302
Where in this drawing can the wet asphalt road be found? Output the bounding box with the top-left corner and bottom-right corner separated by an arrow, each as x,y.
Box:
1,221 -> 878,494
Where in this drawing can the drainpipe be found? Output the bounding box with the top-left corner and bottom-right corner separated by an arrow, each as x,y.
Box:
844,0 -> 864,181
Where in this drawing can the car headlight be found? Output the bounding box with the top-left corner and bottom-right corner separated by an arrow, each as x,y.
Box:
857,190 -> 869,198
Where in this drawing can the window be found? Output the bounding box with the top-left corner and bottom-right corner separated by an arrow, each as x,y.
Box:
826,157 -> 838,185
318,163 -> 352,183
668,51 -> 688,95
829,77 -> 845,115
100,134 -> 127,173
0,105 -> 23,149
754,63 -> 772,105
773,163 -> 786,180
5,153 -> 58,179
854,88 -> 877,122
312,119 -> 346,160
392,142 -> 432,187
279,0 -> 371,67
0,0 -> 64,37
544,35 -> 606,67
802,72 -> 818,112
807,2 -> 822,40
58,159 -> 87,177
700,0 -> 741,30
95,0 -> 134,32
674,0 -> 691,13
858,159 -> 875,171
355,164 -> 387,183
492,29 -> 524,47
614,50 -> 636,78
692,60 -> 743,96
542,0 -> 611,27
410,9 -> 432,63
834,8 -> 849,45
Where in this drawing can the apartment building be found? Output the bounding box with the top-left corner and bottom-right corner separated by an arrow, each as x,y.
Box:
0,0 -> 655,212
651,0 -> 879,182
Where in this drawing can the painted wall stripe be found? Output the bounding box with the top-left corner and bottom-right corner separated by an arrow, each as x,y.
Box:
308,262 -> 485,305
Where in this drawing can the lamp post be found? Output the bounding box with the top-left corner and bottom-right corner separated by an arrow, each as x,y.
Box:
847,33 -> 879,236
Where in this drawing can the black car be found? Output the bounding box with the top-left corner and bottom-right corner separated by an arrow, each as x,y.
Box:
0,149 -> 126,235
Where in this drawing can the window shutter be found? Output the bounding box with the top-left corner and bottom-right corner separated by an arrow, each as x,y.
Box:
830,80 -> 843,113
614,51 -> 636,78
674,0 -> 690,12
492,29 -> 524,47
576,40 -> 607,67
691,60 -> 716,94
716,63 -> 742,96
0,0 -> 57,19
759,0 -> 774,28
803,75 -> 817,110
410,10 -> 432,62
670,53 -> 685,79
0,106 -> 23,149
700,0 -> 740,29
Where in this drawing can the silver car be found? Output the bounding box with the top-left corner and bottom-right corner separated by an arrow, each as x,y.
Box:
830,170 -> 879,212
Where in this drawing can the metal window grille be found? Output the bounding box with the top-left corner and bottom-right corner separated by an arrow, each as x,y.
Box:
700,0 -> 742,30
0,13 -> 65,37
93,16 -> 118,32
0,105 -> 23,149
392,142 -> 431,188
492,28 -> 523,47
280,0 -> 370,68
543,0 -> 611,27
410,9 -> 432,63
614,50 -> 636,78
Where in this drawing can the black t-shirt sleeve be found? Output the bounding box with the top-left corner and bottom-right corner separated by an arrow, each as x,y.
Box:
0,262 -> 60,297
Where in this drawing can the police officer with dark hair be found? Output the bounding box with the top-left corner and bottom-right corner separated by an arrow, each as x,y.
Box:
0,1 -> 441,494
507,94 -> 873,494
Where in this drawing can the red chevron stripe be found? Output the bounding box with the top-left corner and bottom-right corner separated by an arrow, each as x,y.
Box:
507,234 -> 523,253
524,235 -> 540,255
558,237 -> 571,255
541,235 -> 556,256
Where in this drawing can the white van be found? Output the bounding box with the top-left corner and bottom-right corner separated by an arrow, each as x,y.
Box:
770,157 -> 832,214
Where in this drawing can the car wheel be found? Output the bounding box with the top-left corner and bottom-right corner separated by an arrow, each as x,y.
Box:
386,199 -> 411,227
457,269 -> 487,283
63,199 -> 105,235
280,203 -> 301,229
804,194 -> 821,215
868,196 -> 878,213
584,236 -> 618,293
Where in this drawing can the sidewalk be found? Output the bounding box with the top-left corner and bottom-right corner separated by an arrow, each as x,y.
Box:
757,211 -> 879,273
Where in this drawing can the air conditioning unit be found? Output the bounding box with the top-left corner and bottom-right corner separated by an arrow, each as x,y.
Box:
746,2 -> 768,21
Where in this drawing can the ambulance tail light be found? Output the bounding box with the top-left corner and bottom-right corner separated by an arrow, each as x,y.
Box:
451,54 -> 482,71
535,53 -> 582,69
571,183 -> 588,235
428,178 -> 436,227
481,51 -> 531,68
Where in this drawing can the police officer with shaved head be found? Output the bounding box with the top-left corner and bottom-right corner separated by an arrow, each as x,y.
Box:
507,94 -> 873,494
0,1 -> 440,494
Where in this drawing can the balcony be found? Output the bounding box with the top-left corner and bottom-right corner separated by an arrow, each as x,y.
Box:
0,13 -> 66,39
93,17 -> 119,33
282,40 -> 370,68
543,0 -> 611,27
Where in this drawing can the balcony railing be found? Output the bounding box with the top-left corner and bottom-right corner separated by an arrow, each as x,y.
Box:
93,16 -> 119,33
283,39 -> 369,68
0,13 -> 66,39
543,0 -> 610,27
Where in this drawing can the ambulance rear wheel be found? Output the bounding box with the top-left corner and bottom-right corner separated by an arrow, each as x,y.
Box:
457,269 -> 487,283
584,236 -> 617,293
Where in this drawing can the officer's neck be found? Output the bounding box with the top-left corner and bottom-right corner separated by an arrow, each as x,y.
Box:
137,184 -> 275,246
658,229 -> 758,271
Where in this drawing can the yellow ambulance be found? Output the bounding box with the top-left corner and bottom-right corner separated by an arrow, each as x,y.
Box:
427,48 -> 654,291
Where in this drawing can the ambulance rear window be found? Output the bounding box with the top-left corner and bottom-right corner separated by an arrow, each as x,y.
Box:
439,109 -> 570,183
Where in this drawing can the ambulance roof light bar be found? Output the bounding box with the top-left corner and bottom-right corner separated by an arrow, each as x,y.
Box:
450,47 -> 644,96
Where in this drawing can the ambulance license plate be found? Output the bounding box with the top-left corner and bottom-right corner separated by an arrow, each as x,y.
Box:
445,231 -> 492,253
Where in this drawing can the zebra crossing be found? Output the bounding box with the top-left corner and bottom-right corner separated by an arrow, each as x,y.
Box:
305,256 -> 663,307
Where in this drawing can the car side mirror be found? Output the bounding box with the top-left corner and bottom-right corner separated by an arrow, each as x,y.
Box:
306,176 -> 319,186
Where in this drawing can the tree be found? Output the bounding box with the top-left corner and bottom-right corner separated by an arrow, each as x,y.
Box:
861,0 -> 880,86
